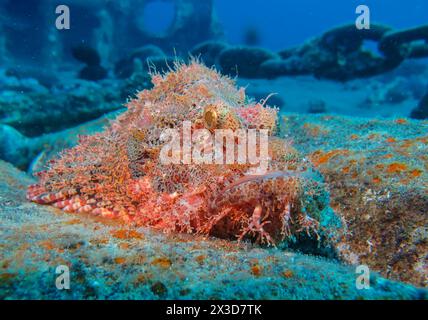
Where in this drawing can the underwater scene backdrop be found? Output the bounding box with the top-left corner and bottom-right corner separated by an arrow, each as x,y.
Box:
0,0 -> 427,300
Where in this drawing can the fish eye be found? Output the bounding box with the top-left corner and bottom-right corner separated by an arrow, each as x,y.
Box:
203,106 -> 218,130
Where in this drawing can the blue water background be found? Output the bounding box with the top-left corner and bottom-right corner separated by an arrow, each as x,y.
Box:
215,0 -> 428,50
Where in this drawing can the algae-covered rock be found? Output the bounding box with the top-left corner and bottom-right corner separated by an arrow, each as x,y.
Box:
0,81 -> 118,136
281,113 -> 428,287
0,112 -> 118,171
218,46 -> 279,78
190,41 -> 229,67
0,160 -> 424,299
0,74 -> 153,137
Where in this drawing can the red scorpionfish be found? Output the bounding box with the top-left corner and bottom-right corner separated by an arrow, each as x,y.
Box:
27,61 -> 338,246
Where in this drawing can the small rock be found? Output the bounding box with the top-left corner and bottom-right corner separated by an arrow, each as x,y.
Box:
218,46 -> 278,78
150,281 -> 168,297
